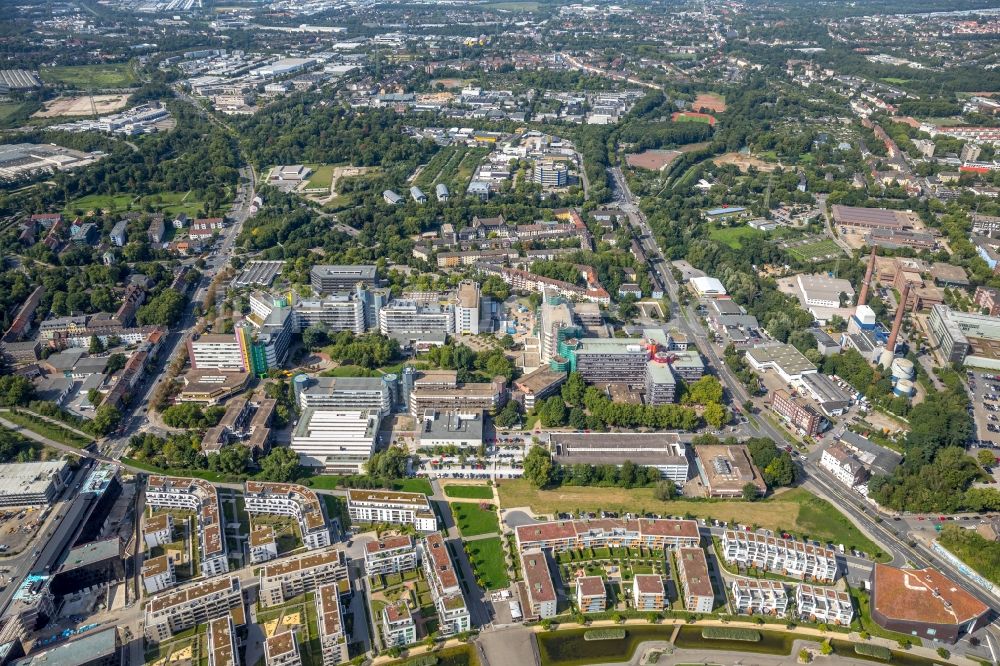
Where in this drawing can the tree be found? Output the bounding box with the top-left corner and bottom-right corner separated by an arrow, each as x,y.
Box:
0,375 -> 34,407
258,446 -> 301,482
494,401 -> 522,428
561,372 -> 586,406
105,353 -> 127,375
684,376 -> 724,405
91,404 -> 122,437
302,323 -> 330,350
209,445 -> 250,475
977,449 -> 996,468
741,482 -> 760,501
653,479 -> 676,501
539,396 -> 567,428
366,446 -> 410,482
87,388 -> 103,407
89,335 -> 104,354
136,289 -> 186,327
703,402 -> 727,428
524,446 -> 555,489
568,407 -> 587,429
819,640 -> 833,656
798,648 -> 812,663
764,455 -> 795,487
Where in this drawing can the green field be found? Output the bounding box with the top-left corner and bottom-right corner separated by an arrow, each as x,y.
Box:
498,481 -> 887,560
708,225 -> 764,249
486,1 -> 540,9
1,410 -> 92,448
392,478 -> 433,495
40,63 -> 137,89
785,238 -> 845,262
304,164 -> 335,190
64,191 -> 214,219
451,502 -> 500,537
466,537 -> 509,589
444,484 -> 494,500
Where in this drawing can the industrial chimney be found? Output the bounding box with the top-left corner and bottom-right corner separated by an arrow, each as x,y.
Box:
858,246 -> 877,306
886,281 -> 910,355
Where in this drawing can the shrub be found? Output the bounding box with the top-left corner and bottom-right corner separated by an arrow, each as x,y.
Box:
936,647 -> 950,659
820,640 -> 833,656
701,627 -> 762,642
584,628 -> 626,641
854,644 -> 891,661
798,648 -> 812,663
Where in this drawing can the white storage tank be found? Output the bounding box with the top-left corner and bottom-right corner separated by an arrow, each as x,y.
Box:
891,357 -> 915,382
893,378 -> 914,398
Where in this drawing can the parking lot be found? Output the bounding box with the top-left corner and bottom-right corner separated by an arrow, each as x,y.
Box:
966,370 -> 1000,446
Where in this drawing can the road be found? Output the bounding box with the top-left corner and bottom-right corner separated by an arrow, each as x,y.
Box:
608,164 -> 1000,654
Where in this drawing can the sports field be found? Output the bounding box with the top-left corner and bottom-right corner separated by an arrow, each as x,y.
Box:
709,225 -> 763,249
693,92 -> 726,113
672,111 -> 716,126
40,64 -> 137,89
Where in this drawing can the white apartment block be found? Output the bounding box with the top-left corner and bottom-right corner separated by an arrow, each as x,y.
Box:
266,631 -> 302,666
144,576 -> 244,642
364,535 -> 418,577
455,280 -> 480,335
142,555 -> 176,594
796,584 -> 854,626
146,476 -> 228,578
676,547 -> 714,614
381,601 -> 417,647
820,445 -> 868,488
378,300 -> 455,336
259,547 -> 349,608
207,615 -> 239,666
347,489 -> 437,531
722,531 -> 838,582
249,524 -> 279,565
187,334 -> 245,371
632,574 -> 667,611
730,579 -> 788,617
522,549 -> 557,619
419,533 -> 471,636
143,513 -> 173,549
316,583 -> 349,666
244,481 -> 331,550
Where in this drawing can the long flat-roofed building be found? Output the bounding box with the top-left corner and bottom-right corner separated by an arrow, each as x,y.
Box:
745,343 -> 817,384
364,535 -> 417,577
11,626 -> 119,666
694,445 -> 767,498
730,579 -> 788,616
407,371 -> 507,417
316,583 -> 348,666
244,481 -> 329,550
870,564 -> 989,644
311,265 -> 378,294
419,533 -> 470,636
144,576 -> 244,642
521,549 -> 557,619
721,531 -> 838,582
146,476 -> 228,577
547,433 -> 689,482
294,376 -> 392,414
207,614 -> 239,666
676,547 -> 714,613
796,584 -> 853,626
830,205 -> 913,231
290,409 -> 381,474
0,460 -> 71,506
259,547 -> 349,607
515,518 -> 699,553
346,489 -> 436,531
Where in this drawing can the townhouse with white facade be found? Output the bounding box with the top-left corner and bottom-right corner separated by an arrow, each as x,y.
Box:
316,583 -> 349,666
721,531 -> 838,582
143,513 -> 173,549
381,600 -> 417,647
796,584 -> 854,625
259,547 -> 349,608
676,547 -> 714,613
730,579 -> 789,617
632,574 -> 667,611
249,523 -> 279,565
141,555 -> 176,594
515,518 -> 700,553
575,576 -> 606,613
521,549 -> 557,620
144,576 -> 245,642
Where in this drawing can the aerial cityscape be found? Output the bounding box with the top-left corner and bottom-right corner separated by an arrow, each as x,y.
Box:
1,0 -> 1000,665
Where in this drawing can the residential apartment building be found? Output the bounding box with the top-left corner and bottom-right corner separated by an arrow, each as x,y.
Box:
632,574 -> 667,611
721,531 -> 838,582
310,265 -> 378,294
207,614 -> 239,666
316,583 -> 348,666
364,535 -> 418,577
730,579 -> 788,617
145,476 -> 228,577
143,513 -> 173,549
515,518 -> 700,553
144,576 -> 244,642
346,489 -> 437,531
265,631 -> 301,666
521,549 -> 557,620
419,533 -> 470,636
820,443 -> 869,488
770,390 -> 824,437
575,576 -> 606,613
455,281 -> 481,335
259,547 -> 349,608
294,376 -> 393,415
381,601 -> 417,647
676,547 -> 714,613
248,524 -> 278,565
244,481 -> 330,550
142,555 -> 176,595
796,585 -> 854,626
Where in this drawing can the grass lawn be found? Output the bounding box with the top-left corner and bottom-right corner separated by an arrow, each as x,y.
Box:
499,481 -> 886,559
64,191 -> 214,219
444,484 -> 494,500
785,238 -> 844,262
708,225 -> 763,249
466,537 -> 509,590
2,411 -> 91,448
304,164 -> 335,190
40,63 -> 137,89
451,502 -> 499,537
391,478 -> 433,495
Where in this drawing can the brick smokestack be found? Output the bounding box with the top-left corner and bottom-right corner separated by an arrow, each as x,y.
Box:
858,246 -> 877,306
886,281 -> 910,354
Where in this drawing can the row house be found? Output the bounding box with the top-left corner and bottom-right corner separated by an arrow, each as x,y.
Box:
721,531 -> 838,582
515,518 -> 700,554
730,579 -> 788,617
796,584 -> 854,626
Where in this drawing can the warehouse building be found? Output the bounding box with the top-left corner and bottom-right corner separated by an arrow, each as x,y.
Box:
548,432 -> 689,482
